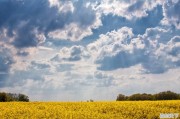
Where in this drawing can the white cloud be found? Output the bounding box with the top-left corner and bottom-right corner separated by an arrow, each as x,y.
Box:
51,45 -> 90,62
87,27 -> 134,59
86,26 -> 180,73
49,0 -> 74,13
95,0 -> 163,20
162,0 -> 180,29
48,0 -> 102,41
48,23 -> 94,41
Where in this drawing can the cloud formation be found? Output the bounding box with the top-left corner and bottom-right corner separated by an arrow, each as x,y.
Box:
0,47 -> 14,87
87,26 -> 180,74
95,0 -> 162,20
51,45 -> 89,62
162,0 -> 180,29
0,0 -> 180,101
0,0 -> 101,49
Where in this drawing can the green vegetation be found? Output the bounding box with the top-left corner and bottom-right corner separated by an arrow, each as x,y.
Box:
0,92 -> 29,102
117,91 -> 180,101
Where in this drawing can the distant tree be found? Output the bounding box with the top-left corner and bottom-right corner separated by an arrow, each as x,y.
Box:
116,91 -> 180,101
116,94 -> 126,101
6,93 -> 19,101
0,92 -> 29,102
87,99 -> 94,102
154,91 -> 179,100
18,94 -> 29,102
6,94 -> 13,101
0,92 -> 8,102
90,99 -> 94,102
128,94 -> 142,101
140,93 -> 154,100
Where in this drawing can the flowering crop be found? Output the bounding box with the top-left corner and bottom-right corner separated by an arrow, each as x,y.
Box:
0,101 -> 179,119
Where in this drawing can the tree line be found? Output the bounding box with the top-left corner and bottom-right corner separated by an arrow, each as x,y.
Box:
116,91 -> 180,101
0,92 -> 29,102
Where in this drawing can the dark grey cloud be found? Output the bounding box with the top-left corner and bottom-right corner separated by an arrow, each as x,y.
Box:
94,71 -> 114,87
90,26 -> 180,74
68,46 -> 84,61
163,0 -> 180,29
0,50 -> 13,73
50,54 -> 61,62
128,1 -> 144,12
0,0 -> 98,48
56,64 -> 74,72
16,50 -> 29,57
3,60 -> 53,87
96,50 -> 147,71
51,45 -> 89,62
81,4 -> 163,46
167,36 -> 180,56
31,61 -> 50,69
0,48 -> 14,87
142,56 -> 168,74
0,0 -> 98,87
0,0 -> 53,47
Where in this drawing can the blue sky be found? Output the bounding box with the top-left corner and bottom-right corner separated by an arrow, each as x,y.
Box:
0,0 -> 180,101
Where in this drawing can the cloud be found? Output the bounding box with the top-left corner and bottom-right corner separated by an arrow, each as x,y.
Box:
88,27 -> 136,70
0,0 -> 101,85
55,64 -> 74,72
51,45 -> 89,62
95,0 -> 162,20
1,60 -> 54,88
87,26 -> 180,74
94,71 -> 114,87
31,61 -> 50,69
48,1 -> 102,41
167,36 -> 180,56
0,49 -> 14,73
162,0 -> 180,29
0,0 -> 101,48
48,23 -> 95,41
0,47 -> 14,87
49,0 -> 74,13
0,0 -> 49,48
16,51 -> 29,57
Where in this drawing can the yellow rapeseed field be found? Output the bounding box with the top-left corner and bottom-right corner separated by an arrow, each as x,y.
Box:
0,101 -> 180,119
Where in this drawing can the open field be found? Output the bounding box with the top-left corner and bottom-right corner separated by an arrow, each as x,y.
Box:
0,101 -> 180,119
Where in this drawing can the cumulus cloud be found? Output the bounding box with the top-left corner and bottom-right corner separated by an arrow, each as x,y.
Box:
49,0 -> 74,13
31,61 -> 50,69
167,36 -> 180,56
55,64 -> 74,72
162,0 -> 180,29
0,0 -> 101,85
48,23 -> 95,41
88,27 -> 137,70
2,59 -> 55,88
0,0 -> 101,48
0,47 -> 14,87
94,71 -> 114,87
51,45 -> 90,62
95,0 -> 163,20
87,26 -> 180,74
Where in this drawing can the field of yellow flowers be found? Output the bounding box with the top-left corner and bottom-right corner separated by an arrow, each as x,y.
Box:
0,101 -> 179,119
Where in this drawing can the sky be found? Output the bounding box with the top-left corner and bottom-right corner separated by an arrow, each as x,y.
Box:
0,0 -> 180,101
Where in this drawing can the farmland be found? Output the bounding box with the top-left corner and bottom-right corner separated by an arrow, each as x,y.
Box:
0,100 -> 180,119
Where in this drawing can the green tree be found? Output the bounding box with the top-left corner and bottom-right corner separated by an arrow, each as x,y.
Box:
116,94 -> 126,101
0,92 -> 8,102
154,91 -> 179,100
18,94 -> 29,102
